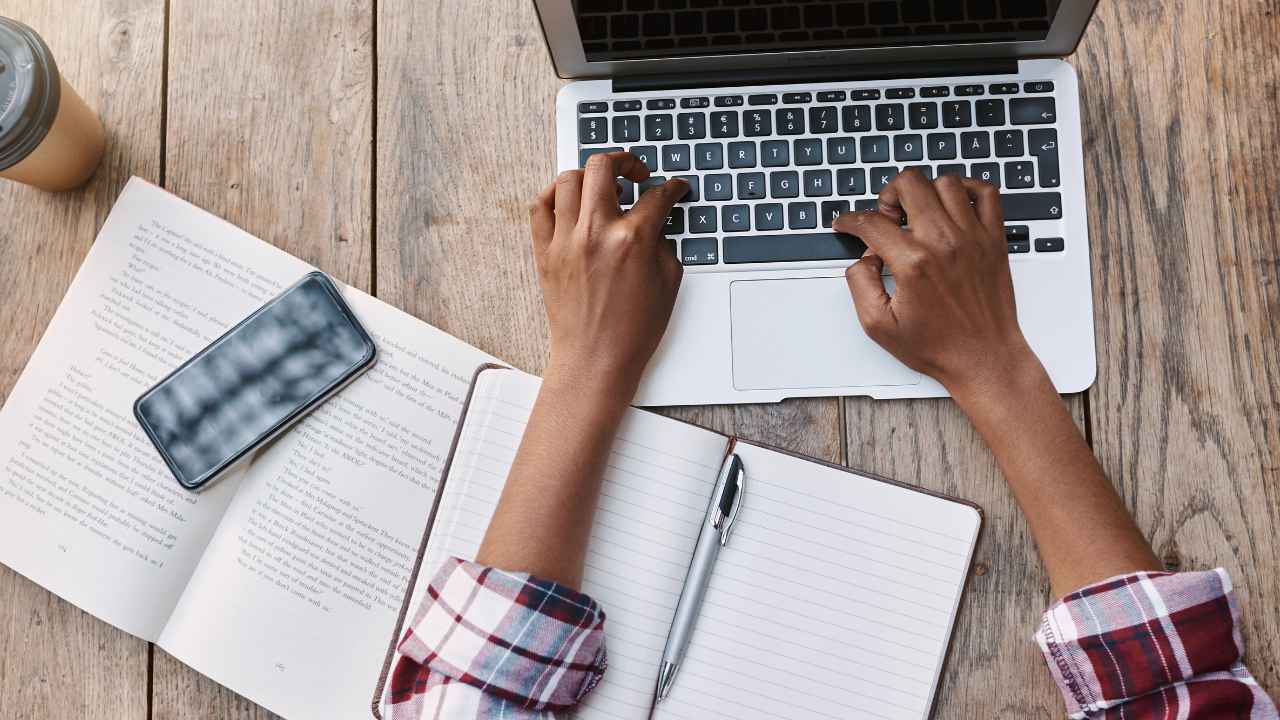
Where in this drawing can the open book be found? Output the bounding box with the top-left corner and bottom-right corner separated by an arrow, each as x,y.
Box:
375,367 -> 983,720
0,178 -> 497,719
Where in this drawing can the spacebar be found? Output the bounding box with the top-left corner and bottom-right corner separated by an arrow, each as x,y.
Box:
723,233 -> 868,264
1000,192 -> 1063,221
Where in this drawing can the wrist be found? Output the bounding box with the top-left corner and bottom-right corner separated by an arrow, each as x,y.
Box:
543,352 -> 640,412
944,342 -> 1050,414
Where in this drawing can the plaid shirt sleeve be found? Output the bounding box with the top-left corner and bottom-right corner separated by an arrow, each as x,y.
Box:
1036,568 -> 1279,719
381,557 -> 608,720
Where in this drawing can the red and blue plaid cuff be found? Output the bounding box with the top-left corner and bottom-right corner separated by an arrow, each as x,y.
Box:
1036,568 -> 1278,719
387,557 -> 607,716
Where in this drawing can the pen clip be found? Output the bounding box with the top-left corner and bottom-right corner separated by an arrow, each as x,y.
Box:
710,453 -> 745,546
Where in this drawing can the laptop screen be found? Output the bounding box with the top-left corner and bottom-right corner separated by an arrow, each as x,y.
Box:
573,0 -> 1064,63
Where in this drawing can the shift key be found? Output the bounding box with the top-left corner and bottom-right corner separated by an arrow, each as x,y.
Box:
1001,192 -> 1063,221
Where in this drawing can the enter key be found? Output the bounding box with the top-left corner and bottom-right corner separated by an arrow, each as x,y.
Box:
1029,128 -> 1060,188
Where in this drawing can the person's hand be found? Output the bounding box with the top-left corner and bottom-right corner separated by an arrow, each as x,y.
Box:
530,151 -> 689,396
832,170 -> 1038,395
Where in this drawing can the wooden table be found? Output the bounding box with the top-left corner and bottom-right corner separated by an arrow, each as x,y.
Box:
2,2 -> 1277,717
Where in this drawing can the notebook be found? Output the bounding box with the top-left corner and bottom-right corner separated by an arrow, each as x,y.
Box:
373,365 -> 984,720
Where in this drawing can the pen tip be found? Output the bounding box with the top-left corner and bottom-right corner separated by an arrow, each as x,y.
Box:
656,661 -> 678,701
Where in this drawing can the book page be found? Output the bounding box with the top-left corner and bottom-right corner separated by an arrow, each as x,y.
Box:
0,177 -> 314,640
415,369 -> 730,720
658,441 -> 981,720
157,291 -> 496,720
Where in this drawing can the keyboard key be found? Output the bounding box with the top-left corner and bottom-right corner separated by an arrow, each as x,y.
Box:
680,237 -> 719,265
579,117 -> 608,144
1001,192 -> 1063,220
794,139 -> 823,166
961,131 -> 991,158
804,169 -> 833,197
704,173 -> 732,200
728,141 -> 756,168
904,165 -> 934,179
645,114 -> 674,140
1024,81 -> 1054,93
579,101 -> 608,113
854,199 -> 878,212
842,105 -> 872,132
782,92 -> 812,104
748,93 -> 778,105
821,200 -> 850,227
673,174 -> 701,201
955,84 -> 984,96
886,88 -> 915,99
770,171 -> 800,198
680,96 -> 711,108
678,112 -> 707,139
714,95 -> 745,107
665,207 -> 686,234
630,145 -> 658,171
754,203 -> 785,231
921,86 -> 950,98
1008,240 -> 1031,254
870,166 -> 898,193
612,100 -> 642,112
776,108 -> 805,135
937,163 -> 966,176
579,146 -> 622,167
789,202 -> 818,229
760,140 -> 790,167
928,132 -> 957,160
662,144 -> 691,171
809,106 -> 839,134
694,142 -> 723,170
722,204 -> 750,232
647,98 -> 677,110
688,205 -> 718,233
723,233 -> 867,264
837,168 -> 867,195
860,136 -> 891,163
1010,97 -> 1057,125
1035,236 -> 1065,252
744,109 -> 772,136
995,129 -> 1024,157
737,172 -> 766,200
851,89 -> 881,100
619,179 -> 635,205
827,137 -> 857,164
711,111 -> 739,138
942,100 -> 972,128
817,90 -> 847,102
909,103 -> 939,129
1005,225 -> 1030,242
989,83 -> 1019,95
612,115 -> 641,142
1005,161 -> 1035,188
1029,128 -> 1060,187
976,99 -> 1005,127
875,103 -> 905,130
971,162 -> 1001,187
894,134 -> 924,161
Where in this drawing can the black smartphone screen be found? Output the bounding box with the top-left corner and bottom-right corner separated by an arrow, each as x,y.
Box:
135,272 -> 376,490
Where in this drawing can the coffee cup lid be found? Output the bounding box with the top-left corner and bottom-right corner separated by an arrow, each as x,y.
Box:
0,17 -> 61,171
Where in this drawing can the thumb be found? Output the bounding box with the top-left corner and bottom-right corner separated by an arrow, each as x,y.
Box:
845,252 -> 894,337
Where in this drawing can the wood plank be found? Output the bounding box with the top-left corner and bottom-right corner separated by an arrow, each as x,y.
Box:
151,1 -> 373,718
1077,0 -> 1280,700
0,1 -> 163,718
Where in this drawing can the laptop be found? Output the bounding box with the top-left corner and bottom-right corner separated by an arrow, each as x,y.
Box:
538,0 -> 1099,406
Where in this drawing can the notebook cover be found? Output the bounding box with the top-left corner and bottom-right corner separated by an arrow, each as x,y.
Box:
370,363 -> 984,719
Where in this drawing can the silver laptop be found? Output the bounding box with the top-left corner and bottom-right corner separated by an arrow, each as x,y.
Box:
539,0 -> 1098,406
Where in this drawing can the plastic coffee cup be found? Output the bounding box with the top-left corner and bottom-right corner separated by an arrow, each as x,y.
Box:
0,17 -> 105,192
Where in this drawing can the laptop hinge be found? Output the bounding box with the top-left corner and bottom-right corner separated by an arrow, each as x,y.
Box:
612,59 -> 1018,93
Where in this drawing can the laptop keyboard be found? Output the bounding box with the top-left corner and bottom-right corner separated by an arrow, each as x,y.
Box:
576,80 -> 1066,267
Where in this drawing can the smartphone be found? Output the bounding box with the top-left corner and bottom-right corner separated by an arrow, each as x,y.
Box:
134,271 -> 376,491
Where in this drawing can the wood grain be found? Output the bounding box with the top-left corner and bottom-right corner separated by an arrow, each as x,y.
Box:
0,1 -> 163,718
1077,0 -> 1280,699
151,1 -> 373,718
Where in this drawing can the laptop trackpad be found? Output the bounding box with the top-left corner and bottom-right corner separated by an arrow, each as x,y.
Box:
730,277 -> 922,391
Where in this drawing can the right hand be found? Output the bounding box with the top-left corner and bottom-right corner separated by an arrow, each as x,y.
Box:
832,170 -> 1039,395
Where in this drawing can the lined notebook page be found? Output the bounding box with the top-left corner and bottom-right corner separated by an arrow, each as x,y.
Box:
657,441 -> 981,720
418,369 -> 730,719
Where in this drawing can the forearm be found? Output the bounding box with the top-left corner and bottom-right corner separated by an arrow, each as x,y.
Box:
949,350 -> 1160,596
474,360 -> 633,589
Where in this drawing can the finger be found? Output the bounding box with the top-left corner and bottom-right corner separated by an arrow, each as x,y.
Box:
553,169 -> 584,227
959,177 -> 1005,238
628,178 -> 690,232
933,174 -> 981,229
530,181 -> 556,263
582,151 -> 650,219
877,169 -> 948,232
845,253 -> 895,339
832,209 -> 913,267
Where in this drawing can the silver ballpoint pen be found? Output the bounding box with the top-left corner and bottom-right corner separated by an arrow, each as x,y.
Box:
655,451 -> 746,702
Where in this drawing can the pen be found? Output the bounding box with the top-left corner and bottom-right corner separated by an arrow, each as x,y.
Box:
655,451 -> 745,702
